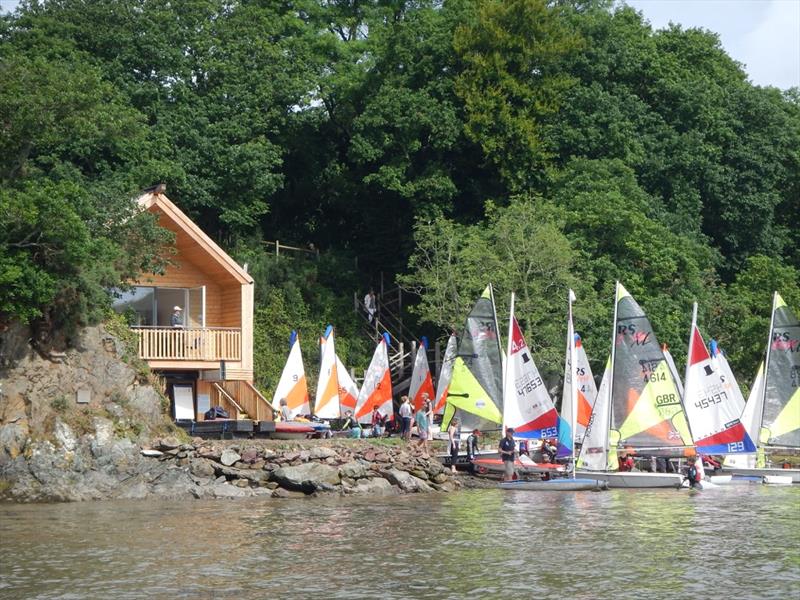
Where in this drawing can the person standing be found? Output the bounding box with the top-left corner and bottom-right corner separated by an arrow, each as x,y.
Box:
171,305 -> 184,328
499,427 -> 517,482
364,289 -> 377,323
371,405 -> 385,437
447,417 -> 462,474
415,400 -> 431,457
399,396 -> 413,440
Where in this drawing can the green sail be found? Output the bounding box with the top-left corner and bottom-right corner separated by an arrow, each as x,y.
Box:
762,293 -> 800,448
441,285 -> 504,431
610,284 -> 691,451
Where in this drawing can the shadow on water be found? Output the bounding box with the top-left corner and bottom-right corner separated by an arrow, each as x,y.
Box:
0,485 -> 798,599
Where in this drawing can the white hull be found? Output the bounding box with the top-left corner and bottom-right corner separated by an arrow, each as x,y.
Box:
575,471 -> 683,488
499,478 -> 608,492
720,467 -> 800,483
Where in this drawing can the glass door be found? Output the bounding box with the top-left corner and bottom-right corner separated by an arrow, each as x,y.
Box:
188,286 -> 206,328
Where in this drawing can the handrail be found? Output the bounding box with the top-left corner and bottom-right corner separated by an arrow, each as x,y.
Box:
212,382 -> 245,418
132,327 -> 241,361
244,380 -> 275,421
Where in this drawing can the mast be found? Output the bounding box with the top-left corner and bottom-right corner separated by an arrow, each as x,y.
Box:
682,302 -> 699,452
607,282 -> 620,470
489,283 -> 504,426
503,292 -> 516,437
758,291 -> 779,448
568,290 -> 578,476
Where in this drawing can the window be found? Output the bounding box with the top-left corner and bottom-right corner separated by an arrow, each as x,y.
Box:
110,286 -> 205,327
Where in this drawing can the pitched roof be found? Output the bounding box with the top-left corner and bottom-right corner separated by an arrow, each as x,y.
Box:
137,189 -> 254,285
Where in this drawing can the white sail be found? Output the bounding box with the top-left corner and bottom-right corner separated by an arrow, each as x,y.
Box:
561,333 -> 597,444
577,357 -> 613,471
314,330 -> 340,419
503,293 -> 561,439
663,346 -> 684,399
271,334 -> 310,418
434,334 -> 457,415
724,363 -> 765,469
683,305 -> 755,455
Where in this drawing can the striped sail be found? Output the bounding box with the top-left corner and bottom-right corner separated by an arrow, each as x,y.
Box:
336,354 -> 360,414
441,285 -> 503,431
503,294 -> 560,440
433,334 -> 457,415
610,283 -> 692,452
577,357 -> 616,471
355,337 -> 393,423
314,328 -> 340,419
683,307 -> 755,454
561,331 -> 597,447
271,332 -> 310,418
408,343 -> 435,411
762,293 -> 800,448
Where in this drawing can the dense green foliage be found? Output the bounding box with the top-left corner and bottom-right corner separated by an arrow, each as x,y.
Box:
2,0 -> 797,387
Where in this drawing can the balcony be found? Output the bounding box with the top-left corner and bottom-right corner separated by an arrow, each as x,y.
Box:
133,327 -> 242,361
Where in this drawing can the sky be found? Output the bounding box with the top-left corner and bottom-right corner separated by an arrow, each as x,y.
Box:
626,0 -> 800,90
1,0 -> 798,89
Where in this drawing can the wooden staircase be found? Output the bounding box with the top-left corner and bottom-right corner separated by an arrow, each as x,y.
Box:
210,380 -> 275,421
354,285 -> 442,398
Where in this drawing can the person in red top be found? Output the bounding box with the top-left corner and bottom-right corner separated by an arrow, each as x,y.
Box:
619,453 -> 635,471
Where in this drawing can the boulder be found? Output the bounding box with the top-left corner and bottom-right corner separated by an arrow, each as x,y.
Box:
352,477 -> 395,496
220,449 -> 241,467
156,436 -> 181,451
271,462 -> 340,493
189,458 -> 216,478
240,449 -> 259,464
339,461 -> 369,480
309,446 -> 337,460
381,468 -> 433,493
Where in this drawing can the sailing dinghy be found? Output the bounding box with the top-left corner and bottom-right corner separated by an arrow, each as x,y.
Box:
721,293 -> 800,482
408,340 -> 435,411
560,291 -> 597,453
314,326 -> 341,419
681,303 -> 757,487
272,331 -> 310,419
436,285 -> 506,467
433,333 -> 457,415
496,291 -> 604,490
354,334 -> 394,425
575,283 -> 688,488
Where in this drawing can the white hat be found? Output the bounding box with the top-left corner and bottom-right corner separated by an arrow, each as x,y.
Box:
173,306 -> 182,311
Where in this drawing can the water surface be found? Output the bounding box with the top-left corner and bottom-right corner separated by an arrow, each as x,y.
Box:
1,485 -> 798,599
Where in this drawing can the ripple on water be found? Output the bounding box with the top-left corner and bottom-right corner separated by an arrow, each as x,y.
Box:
0,485 -> 798,599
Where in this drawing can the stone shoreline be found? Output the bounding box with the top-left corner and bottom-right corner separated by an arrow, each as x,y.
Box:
0,428 -> 496,502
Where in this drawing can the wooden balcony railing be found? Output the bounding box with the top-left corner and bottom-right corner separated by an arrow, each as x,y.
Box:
133,327 -> 241,361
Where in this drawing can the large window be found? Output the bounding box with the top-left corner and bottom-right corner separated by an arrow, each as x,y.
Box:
111,286 -> 205,327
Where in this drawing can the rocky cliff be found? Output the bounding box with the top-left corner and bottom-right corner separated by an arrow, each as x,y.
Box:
0,320 -> 174,501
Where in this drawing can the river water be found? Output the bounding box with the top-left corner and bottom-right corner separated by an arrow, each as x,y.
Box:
1,485 -> 798,599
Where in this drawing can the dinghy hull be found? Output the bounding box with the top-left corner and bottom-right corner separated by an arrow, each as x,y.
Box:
499,478 -> 607,491
473,456 -> 565,475
720,467 -> 800,483
575,471 -> 683,488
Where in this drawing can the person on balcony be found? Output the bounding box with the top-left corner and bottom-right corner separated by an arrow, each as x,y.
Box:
171,306 -> 184,328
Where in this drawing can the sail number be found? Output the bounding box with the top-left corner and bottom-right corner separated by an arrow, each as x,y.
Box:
727,441 -> 745,453
655,393 -> 679,406
539,427 -> 558,439
694,391 -> 726,410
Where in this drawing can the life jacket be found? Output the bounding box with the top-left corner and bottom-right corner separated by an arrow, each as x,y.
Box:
687,465 -> 700,483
